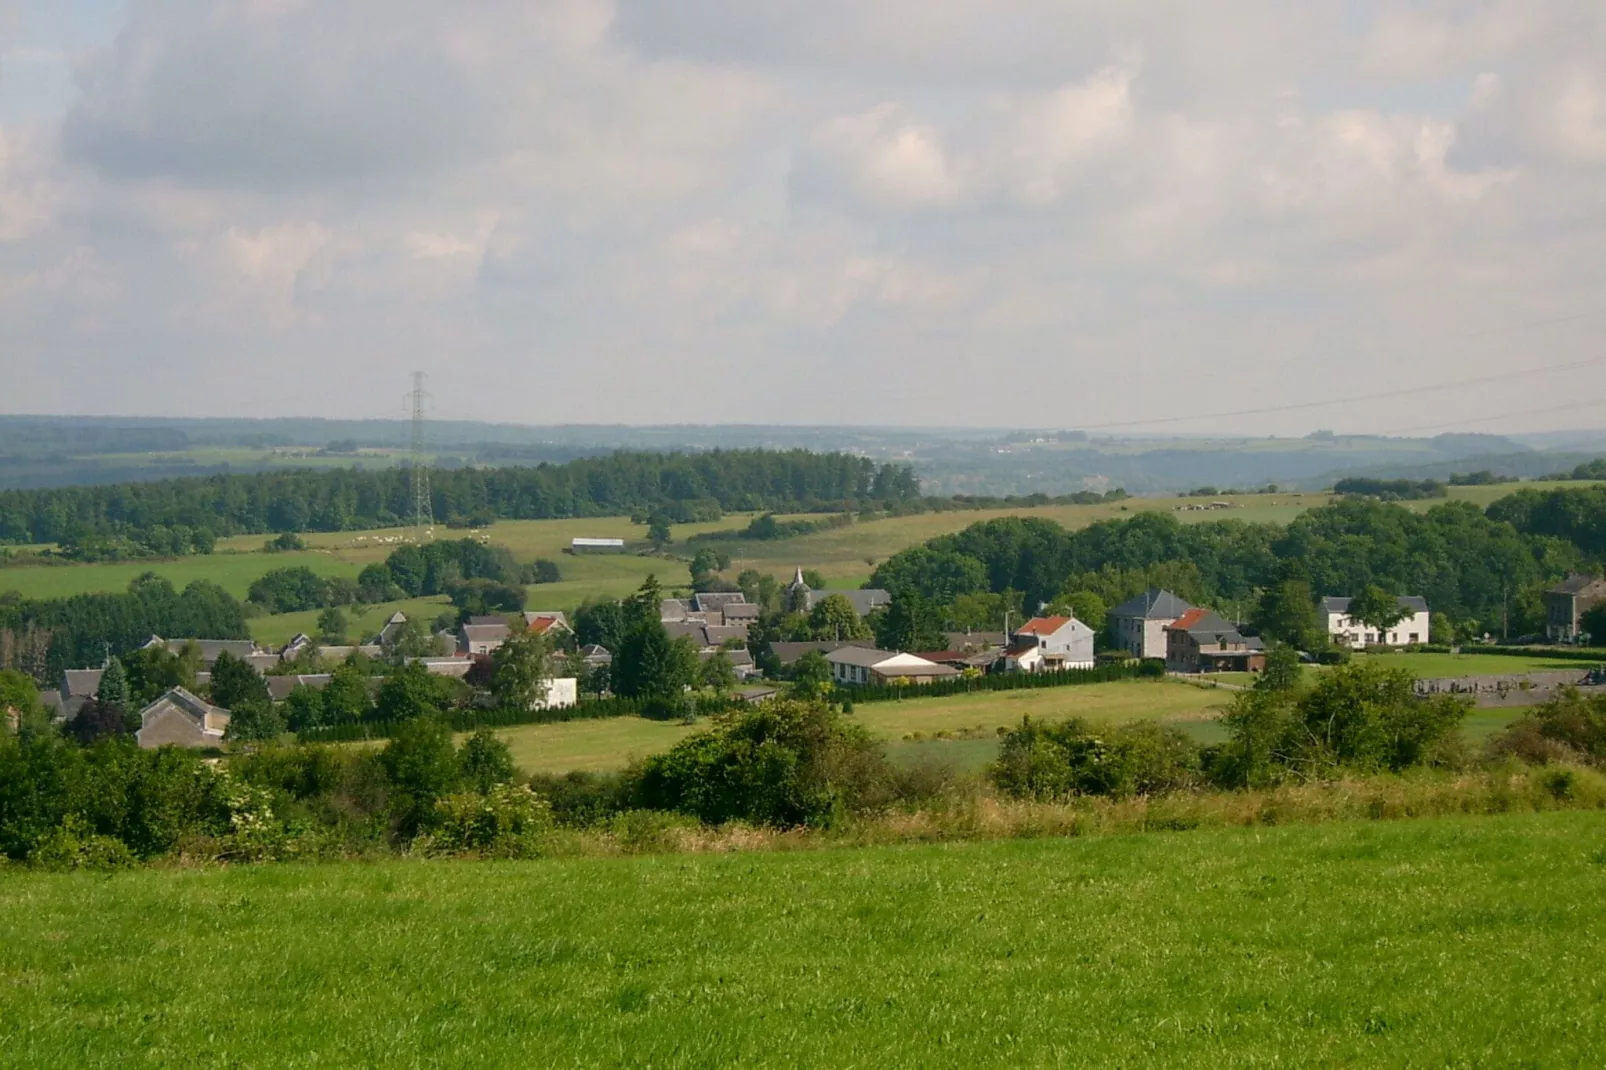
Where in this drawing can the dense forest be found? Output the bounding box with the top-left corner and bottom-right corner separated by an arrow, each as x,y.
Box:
870,493 -> 1600,640
0,450 -> 922,548
0,575 -> 251,680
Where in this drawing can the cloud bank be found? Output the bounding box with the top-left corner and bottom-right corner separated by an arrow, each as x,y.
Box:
0,0 -> 1602,432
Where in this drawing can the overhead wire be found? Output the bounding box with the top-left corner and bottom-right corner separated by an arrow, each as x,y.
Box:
1074,309 -> 1604,432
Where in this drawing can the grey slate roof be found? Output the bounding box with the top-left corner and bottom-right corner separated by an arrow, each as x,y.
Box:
146,638 -> 261,664
825,646 -> 897,668
659,599 -> 694,622
143,686 -> 228,722
1109,588 -> 1195,621
693,592 -> 751,614
460,623 -> 511,645
804,588 -> 892,616
266,674 -> 333,702
769,640 -> 878,666
62,668 -> 105,700
663,622 -> 750,649
1320,595 -> 1429,615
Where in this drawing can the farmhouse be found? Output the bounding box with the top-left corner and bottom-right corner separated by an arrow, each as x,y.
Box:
824,647 -> 958,687
786,568 -> 892,617
1543,575 -> 1606,642
1165,609 -> 1265,674
459,621 -> 511,656
1321,596 -> 1430,648
522,611 -> 572,638
135,687 -> 230,750
1001,616 -> 1096,673
1108,589 -> 1196,659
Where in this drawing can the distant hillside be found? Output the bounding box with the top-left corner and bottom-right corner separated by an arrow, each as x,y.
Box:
1,415 -> 1600,497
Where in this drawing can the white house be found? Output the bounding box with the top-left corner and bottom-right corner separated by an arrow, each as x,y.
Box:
1001,616 -> 1096,672
824,647 -> 958,687
1321,596 -> 1430,648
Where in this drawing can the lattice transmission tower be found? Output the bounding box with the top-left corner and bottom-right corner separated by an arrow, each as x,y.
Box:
409,371 -> 434,536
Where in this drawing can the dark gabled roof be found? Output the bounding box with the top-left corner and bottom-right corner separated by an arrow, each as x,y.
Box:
1549,574 -> 1606,596
141,686 -> 228,723
62,668 -> 105,699
1321,595 -> 1429,615
659,599 -> 695,622
692,592 -> 750,613
266,674 -> 333,702
769,640 -> 877,665
824,646 -> 897,668
1109,588 -> 1195,621
803,589 -> 892,616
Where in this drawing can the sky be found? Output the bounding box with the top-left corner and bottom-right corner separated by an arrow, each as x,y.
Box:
0,1 -> 1603,435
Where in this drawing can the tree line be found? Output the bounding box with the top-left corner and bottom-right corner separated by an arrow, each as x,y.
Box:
0,449 -> 923,548
868,490 -> 1606,642
0,575 -> 251,682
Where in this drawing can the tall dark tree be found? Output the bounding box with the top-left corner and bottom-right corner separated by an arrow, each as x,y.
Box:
209,652 -> 270,711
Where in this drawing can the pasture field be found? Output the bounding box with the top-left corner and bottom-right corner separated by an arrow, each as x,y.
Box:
487,675 -> 1532,778
1352,650 -> 1600,677
4,811 -> 1605,1066
491,680 -> 1232,775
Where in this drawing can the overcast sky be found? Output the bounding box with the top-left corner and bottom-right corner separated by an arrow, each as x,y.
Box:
0,1 -> 1602,434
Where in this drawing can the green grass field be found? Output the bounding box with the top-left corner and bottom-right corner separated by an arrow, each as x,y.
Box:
490,680 -> 1233,775
4,810 -> 1605,1066
1353,651 -> 1599,676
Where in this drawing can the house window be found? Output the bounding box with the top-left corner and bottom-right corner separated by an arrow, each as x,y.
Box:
1409,634 -> 1419,643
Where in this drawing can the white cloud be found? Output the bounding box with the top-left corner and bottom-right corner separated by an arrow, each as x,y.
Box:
0,0 -> 1601,430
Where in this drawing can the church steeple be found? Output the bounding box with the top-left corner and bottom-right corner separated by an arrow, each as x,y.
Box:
785,566 -> 811,614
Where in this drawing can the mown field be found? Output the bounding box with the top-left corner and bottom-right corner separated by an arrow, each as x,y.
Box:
495,680 -> 1233,775
3,810 -> 1604,1066
488,667 -> 1537,778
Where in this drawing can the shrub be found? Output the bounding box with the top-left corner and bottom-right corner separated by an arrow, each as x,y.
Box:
1488,688 -> 1606,767
458,728 -> 516,793
990,717 -> 1202,800
528,770 -> 633,827
418,784 -> 554,859
26,814 -> 136,871
630,699 -> 895,827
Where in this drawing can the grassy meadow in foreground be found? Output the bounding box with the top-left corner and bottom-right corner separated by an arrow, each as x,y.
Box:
3,811 -> 1605,1066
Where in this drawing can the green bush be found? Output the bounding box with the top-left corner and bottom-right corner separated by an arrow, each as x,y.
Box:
418,784 -> 554,859
630,700 -> 895,827
1212,663 -> 1470,787
26,814 -> 135,871
1489,689 -> 1606,767
990,718 -> 1202,800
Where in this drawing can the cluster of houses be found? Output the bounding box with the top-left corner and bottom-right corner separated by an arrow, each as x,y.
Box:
35,544 -> 1480,750
43,608 -> 590,751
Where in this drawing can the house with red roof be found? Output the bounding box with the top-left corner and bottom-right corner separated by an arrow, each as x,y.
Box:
1000,615 -> 1096,672
1164,608 -> 1266,674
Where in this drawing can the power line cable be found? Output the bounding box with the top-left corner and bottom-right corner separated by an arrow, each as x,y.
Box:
1074,309 -> 1604,432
